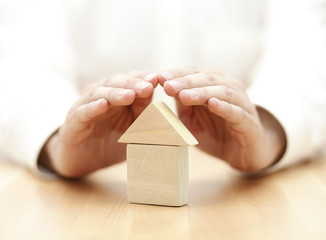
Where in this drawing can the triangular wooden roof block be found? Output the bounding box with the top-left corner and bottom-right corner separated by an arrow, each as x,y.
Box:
118,102 -> 198,146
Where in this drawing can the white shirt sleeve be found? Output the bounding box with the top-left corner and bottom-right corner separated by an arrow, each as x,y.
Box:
248,0 -> 326,172
0,1 -> 78,176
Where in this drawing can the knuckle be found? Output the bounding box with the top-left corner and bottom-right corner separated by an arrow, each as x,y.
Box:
103,78 -> 111,85
66,109 -> 76,122
206,72 -> 217,83
205,72 -> 223,84
233,80 -> 246,90
182,76 -> 195,87
84,90 -> 96,102
189,66 -> 200,73
102,76 -> 115,86
223,87 -> 233,100
244,101 -> 255,114
239,108 -> 247,120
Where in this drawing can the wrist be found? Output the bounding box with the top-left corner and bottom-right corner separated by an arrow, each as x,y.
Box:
38,130 -> 59,172
257,106 -> 287,168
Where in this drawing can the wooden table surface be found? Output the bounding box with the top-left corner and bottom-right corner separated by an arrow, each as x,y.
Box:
0,147 -> 326,240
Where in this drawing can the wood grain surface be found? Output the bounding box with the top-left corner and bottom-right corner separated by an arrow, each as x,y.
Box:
127,144 -> 188,206
118,102 -> 198,146
0,148 -> 326,240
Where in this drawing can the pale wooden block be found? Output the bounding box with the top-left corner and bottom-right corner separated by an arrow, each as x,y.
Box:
119,102 -> 198,146
127,144 -> 188,206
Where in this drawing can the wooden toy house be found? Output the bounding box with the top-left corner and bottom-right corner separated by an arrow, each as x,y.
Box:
118,102 -> 198,206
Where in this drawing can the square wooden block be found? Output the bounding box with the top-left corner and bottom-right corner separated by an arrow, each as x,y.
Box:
127,144 -> 188,206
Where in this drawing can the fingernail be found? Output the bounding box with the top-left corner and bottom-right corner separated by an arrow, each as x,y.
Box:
97,98 -> 107,105
160,71 -> 174,80
183,89 -> 199,99
166,80 -> 182,91
144,73 -> 156,81
135,81 -> 151,92
118,89 -> 133,96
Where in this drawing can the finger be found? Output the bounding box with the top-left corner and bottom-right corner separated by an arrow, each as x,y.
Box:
175,98 -> 193,126
144,73 -> 159,88
175,100 -> 215,134
129,71 -> 159,88
130,96 -> 153,118
79,85 -> 153,120
163,72 -> 226,96
131,74 -> 159,117
158,66 -> 200,86
208,98 -> 256,133
101,74 -> 154,97
178,86 -> 244,107
69,98 -> 109,132
133,81 -> 154,97
79,87 -> 136,106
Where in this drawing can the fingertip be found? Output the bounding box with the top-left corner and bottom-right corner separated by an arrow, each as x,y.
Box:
163,81 -> 178,96
158,72 -> 174,86
208,98 -> 234,121
75,99 -> 109,124
145,73 -> 159,88
140,84 -> 154,98
144,73 -> 156,81
113,89 -> 136,105
96,98 -> 108,106
207,98 -> 223,115
157,75 -> 166,86
149,76 -> 159,88
178,89 -> 199,105
134,81 -> 153,98
135,82 -> 154,98
96,98 -> 109,111
88,98 -> 109,118
208,97 -> 218,106
123,89 -> 137,105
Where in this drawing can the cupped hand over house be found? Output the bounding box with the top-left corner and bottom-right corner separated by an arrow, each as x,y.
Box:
40,71 -> 158,178
158,67 -> 286,173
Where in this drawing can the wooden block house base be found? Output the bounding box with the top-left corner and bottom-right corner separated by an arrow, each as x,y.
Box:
127,144 -> 189,207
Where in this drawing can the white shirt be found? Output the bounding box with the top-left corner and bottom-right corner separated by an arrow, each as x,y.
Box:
0,0 -> 325,176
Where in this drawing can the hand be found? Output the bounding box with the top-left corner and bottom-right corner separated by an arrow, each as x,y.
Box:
157,67 -> 286,173
41,71 -> 158,177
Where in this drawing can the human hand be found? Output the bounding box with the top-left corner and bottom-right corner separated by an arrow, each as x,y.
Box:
157,67 -> 286,173
41,71 -> 158,177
